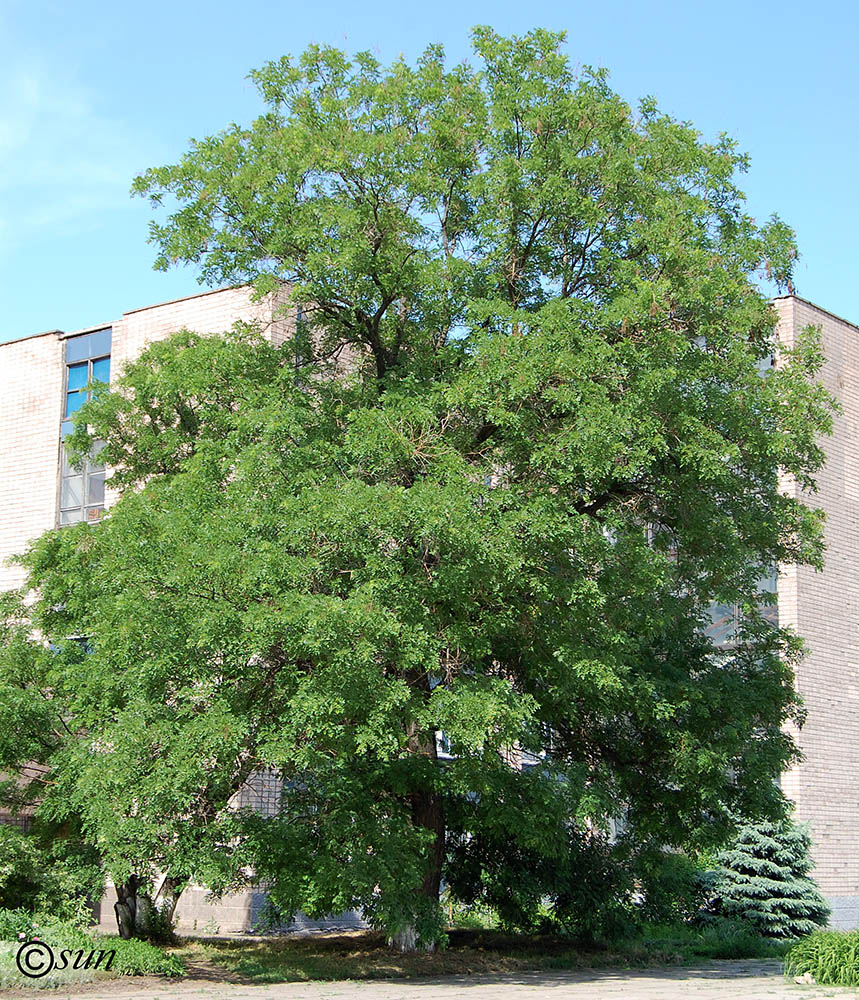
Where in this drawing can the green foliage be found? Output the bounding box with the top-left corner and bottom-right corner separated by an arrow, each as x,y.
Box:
0,913 -> 183,989
634,849 -> 714,925
710,817 -> 830,938
641,919 -> 789,960
0,915 -> 92,990
0,826 -> 103,925
0,907 -> 37,941
0,27 -> 836,949
102,936 -> 184,976
785,930 -> 859,986
446,797 -> 712,942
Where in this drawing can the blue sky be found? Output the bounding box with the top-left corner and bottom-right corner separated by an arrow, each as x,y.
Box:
1,0 -> 857,343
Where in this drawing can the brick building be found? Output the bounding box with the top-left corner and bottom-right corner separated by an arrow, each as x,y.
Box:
1,287 -> 858,929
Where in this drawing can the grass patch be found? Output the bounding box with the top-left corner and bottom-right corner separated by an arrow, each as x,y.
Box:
0,909 -> 787,988
0,913 -> 184,990
638,921 -> 792,961
785,930 -> 859,986
100,936 -> 185,978
172,923 -> 787,984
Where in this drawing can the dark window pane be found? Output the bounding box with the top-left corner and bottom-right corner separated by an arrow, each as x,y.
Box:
66,362 -> 89,391
706,602 -> 736,647
59,509 -> 83,525
61,476 -> 83,509
85,507 -> 103,522
89,329 -> 111,358
91,357 -> 110,383
65,391 -> 85,417
87,472 -> 106,505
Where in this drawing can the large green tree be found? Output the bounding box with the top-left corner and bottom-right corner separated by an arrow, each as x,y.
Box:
0,27 -> 834,949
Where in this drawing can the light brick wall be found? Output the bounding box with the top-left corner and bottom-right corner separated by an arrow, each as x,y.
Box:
0,332 -> 64,591
776,296 -> 859,908
111,284 -> 295,376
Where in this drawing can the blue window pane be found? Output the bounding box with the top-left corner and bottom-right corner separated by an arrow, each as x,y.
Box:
65,334 -> 92,363
66,362 -> 89,391
91,357 -> 110,383
65,391 -> 85,417
89,329 -> 111,358
61,420 -> 74,439
65,328 -> 111,362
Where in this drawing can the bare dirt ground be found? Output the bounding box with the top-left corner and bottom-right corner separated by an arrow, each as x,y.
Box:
7,960 -> 858,1000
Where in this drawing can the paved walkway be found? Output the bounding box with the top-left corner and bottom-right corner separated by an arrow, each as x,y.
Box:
37,961 -> 859,999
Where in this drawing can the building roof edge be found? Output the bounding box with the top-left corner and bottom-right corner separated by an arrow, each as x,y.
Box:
121,283 -> 250,317
773,294 -> 859,335
0,328 -> 63,349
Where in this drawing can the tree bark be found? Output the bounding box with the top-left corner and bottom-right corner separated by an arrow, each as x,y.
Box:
113,873 -> 183,941
389,719 -> 446,953
153,874 -> 186,923
412,780 -> 445,906
113,875 -> 142,940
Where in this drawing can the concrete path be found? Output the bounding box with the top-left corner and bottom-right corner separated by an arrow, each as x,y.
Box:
36,961 -> 859,999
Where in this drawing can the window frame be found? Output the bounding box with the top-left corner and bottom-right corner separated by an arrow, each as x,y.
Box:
57,329 -> 111,527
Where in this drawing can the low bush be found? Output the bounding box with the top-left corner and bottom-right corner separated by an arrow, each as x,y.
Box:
635,848 -> 715,925
785,930 -> 859,986
96,935 -> 184,977
0,911 -> 184,988
0,907 -> 37,941
0,825 -> 103,925
642,918 -> 789,960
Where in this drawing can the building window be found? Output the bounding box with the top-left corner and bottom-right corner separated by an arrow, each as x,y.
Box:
59,329 -> 111,526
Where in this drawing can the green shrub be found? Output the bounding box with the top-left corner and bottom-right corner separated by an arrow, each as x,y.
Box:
447,817 -> 719,944
0,825 -> 103,925
0,908 -> 37,941
710,817 -> 830,938
635,849 -> 714,925
0,914 -> 184,988
0,915 -> 104,990
96,936 -> 185,977
644,918 -> 788,960
446,823 -> 639,942
33,914 -> 95,951
785,930 -> 859,986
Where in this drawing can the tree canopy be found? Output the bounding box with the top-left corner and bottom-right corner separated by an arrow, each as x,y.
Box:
0,27 -> 835,949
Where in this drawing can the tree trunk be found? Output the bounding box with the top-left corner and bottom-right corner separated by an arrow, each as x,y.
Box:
114,873 -> 183,941
413,780 -> 445,907
113,875 -> 142,940
389,718 -> 446,953
390,924 -> 419,952
153,874 -> 186,925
